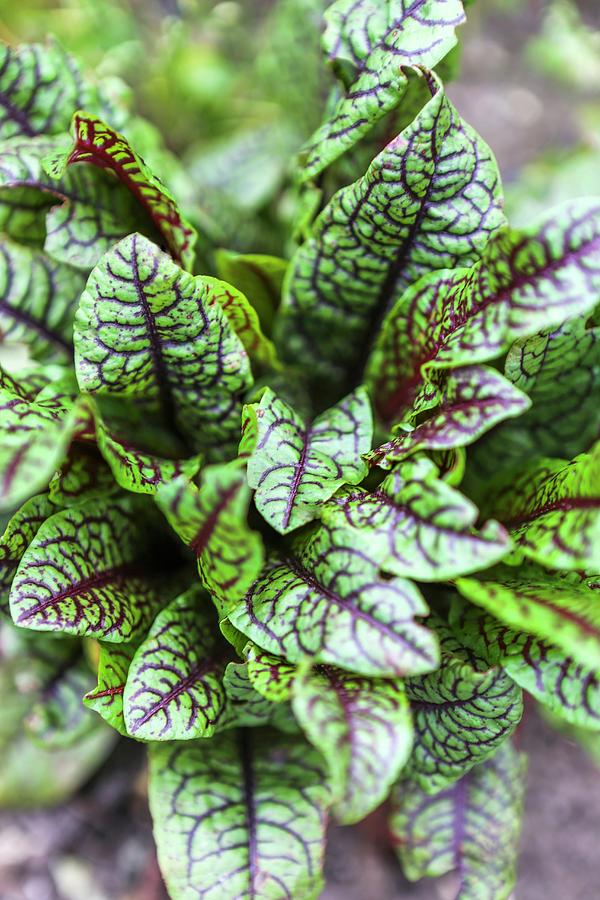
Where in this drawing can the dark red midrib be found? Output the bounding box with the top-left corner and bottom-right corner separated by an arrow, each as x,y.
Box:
189,483 -> 240,557
132,656 -> 222,729
497,587 -> 600,639
504,495 -> 600,528
88,684 -> 124,699
68,118 -> 186,265
0,293 -> 72,354
18,562 -> 136,622
239,729 -> 259,898
280,428 -> 311,531
379,234 -> 600,424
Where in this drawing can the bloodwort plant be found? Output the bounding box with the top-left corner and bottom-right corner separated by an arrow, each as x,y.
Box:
1,3 -> 599,898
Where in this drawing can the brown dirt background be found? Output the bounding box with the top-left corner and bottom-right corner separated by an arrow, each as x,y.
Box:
2,1 -> 600,898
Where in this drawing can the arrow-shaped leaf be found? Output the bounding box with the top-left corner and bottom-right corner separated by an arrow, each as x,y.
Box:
10,496 -> 162,642
45,112 -> 197,270
368,200 -> 600,421
156,463 -> 264,614
292,665 -> 413,824
74,233 -> 253,458
405,621 -> 523,791
279,77 -> 504,386
302,1 -> 466,178
228,522 -> 439,677
245,387 -> 372,534
148,728 -> 331,900
370,365 -> 531,464
391,741 -> 526,900
483,443 -> 600,570
123,587 -> 228,741
324,456 -> 509,580
451,596 -> 600,729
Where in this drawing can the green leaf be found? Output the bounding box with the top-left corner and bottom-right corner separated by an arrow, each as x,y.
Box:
214,250 -> 287,335
324,456 -> 509,580
148,729 -> 330,900
483,443 -> 600,570
292,665 -> 413,823
45,112 -> 197,270
0,134 -> 144,269
245,387 -> 372,534
246,645 -> 296,703
84,640 -> 138,736
279,78 -> 504,387
48,444 -> 119,506
451,596 -> 600,729
228,522 -> 439,677
10,496 -> 162,642
405,621 -> 523,791
0,492 -> 55,610
391,740 -> 526,900
369,365 -> 530,463
368,200 -> 600,421
0,41 -> 91,139
0,381 -> 87,512
302,2 -> 466,178
202,275 -> 279,370
25,645 -> 96,748
156,463 -> 264,615
123,587 -> 228,741
221,661 -> 287,729
0,236 -> 85,361
74,234 -> 253,458
456,566 -> 600,673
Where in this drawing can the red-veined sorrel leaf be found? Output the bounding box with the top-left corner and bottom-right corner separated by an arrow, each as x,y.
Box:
324,455 -> 509,580
156,463 -> 264,615
0,380 -> 87,512
84,640 -> 138,736
368,200 -> 600,421
9,496 -> 162,642
0,492 -> 55,610
202,276 -> 278,370
0,134 -> 146,269
148,728 -> 330,900
244,386 -> 372,534
456,566 -> 600,673
214,250 -> 287,335
279,76 -> 503,388
391,740 -> 526,900
0,236 -> 85,361
123,587 -> 228,741
292,665 -> 413,824
405,620 -> 523,792
221,661 -> 296,732
302,1 -> 466,178
451,596 -> 600,729
369,365 -> 531,463
246,645 -> 296,703
48,444 -> 120,507
483,443 -> 600,570
74,233 -> 253,458
45,112 -> 197,270
0,41 -> 90,139
228,522 -> 439,677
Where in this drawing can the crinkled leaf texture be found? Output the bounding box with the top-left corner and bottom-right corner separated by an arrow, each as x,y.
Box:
391,740 -> 526,900
324,455 -> 509,581
368,199 -> 600,422
292,665 -> 413,824
10,496 -> 161,642
0,492 -> 55,610
245,387 -> 372,534
74,233 -> 253,458
481,443 -> 600,570
451,595 -> 600,729
148,728 -> 331,900
229,523 -> 439,677
303,1 -> 466,178
45,112 -> 197,270
84,640 -> 138,736
156,462 -> 264,615
280,77 -> 504,387
405,622 -> 523,792
123,587 -> 228,741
